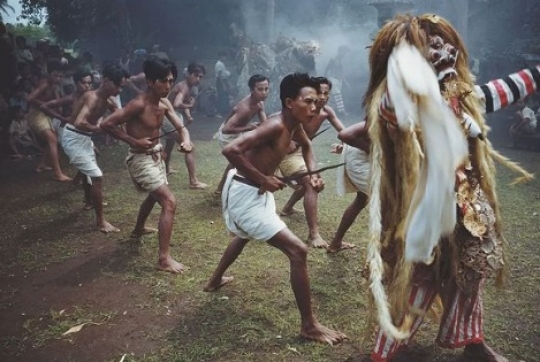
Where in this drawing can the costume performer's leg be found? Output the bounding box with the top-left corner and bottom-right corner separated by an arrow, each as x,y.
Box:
371,274 -> 484,361
371,281 -> 438,362
436,277 -> 484,348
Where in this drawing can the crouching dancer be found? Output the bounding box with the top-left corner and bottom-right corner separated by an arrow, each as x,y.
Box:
101,56 -> 194,273
204,73 -> 347,344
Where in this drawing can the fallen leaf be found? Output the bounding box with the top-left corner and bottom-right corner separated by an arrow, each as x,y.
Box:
62,322 -> 103,336
62,323 -> 87,336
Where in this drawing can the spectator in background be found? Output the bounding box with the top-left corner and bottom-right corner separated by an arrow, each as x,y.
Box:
510,97 -> 537,144
8,105 -> 41,160
0,21 -> 18,90
80,51 -> 95,73
215,51 -> 232,118
8,83 -> 28,112
118,47 -> 132,72
15,36 -> 34,64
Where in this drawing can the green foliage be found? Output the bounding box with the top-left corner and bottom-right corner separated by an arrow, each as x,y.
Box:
10,22 -> 54,42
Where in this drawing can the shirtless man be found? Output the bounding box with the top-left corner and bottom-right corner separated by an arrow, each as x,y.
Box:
327,120 -> 370,253
168,62 -> 208,189
62,64 -> 128,233
214,74 -> 269,194
277,77 -> 344,248
204,73 -> 346,345
40,68 -> 93,149
100,57 -> 194,273
27,60 -> 72,181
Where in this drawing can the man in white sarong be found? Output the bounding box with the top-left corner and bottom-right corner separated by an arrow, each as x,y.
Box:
63,64 -> 128,233
204,73 -> 347,345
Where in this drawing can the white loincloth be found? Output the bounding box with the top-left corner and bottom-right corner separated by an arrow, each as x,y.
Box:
222,169 -> 286,241
125,144 -> 167,192
61,125 -> 102,184
336,145 -> 370,196
217,123 -> 244,149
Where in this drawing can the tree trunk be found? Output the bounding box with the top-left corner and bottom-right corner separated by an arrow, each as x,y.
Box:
266,0 -> 274,42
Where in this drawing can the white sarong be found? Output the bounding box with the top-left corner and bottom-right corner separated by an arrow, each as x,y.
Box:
125,144 -> 167,192
336,145 -> 370,196
61,125 -> 102,183
222,169 -> 286,241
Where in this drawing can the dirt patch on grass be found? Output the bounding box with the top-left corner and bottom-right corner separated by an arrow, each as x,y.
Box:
0,236 -> 183,362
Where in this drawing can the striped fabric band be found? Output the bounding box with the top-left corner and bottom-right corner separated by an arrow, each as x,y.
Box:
476,65 -> 540,114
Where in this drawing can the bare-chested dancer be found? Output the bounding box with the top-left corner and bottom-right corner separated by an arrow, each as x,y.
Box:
40,68 -> 93,127
168,62 -> 208,189
27,60 -> 72,181
40,69 -> 93,189
214,74 -> 269,194
204,73 -> 347,345
62,65 -> 128,233
327,120 -> 370,253
101,57 -> 194,273
277,77 -> 345,248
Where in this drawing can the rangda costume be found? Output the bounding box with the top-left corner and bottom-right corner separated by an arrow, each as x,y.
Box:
363,14 -> 537,361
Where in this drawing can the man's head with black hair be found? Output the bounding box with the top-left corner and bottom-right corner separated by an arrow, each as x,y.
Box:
279,73 -> 318,108
143,56 -> 178,98
73,68 -> 93,93
279,73 -> 318,124
101,64 -> 129,97
186,62 -> 205,87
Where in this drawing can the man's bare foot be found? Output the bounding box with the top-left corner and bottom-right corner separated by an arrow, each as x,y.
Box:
158,257 -> 186,274
279,207 -> 304,217
54,174 -> 73,182
130,227 -> 158,239
300,322 -> 347,345
463,342 -> 509,362
98,221 -> 120,233
326,242 -> 356,254
203,276 -> 234,292
167,168 -> 178,176
308,235 -> 329,248
189,182 -> 209,190
35,166 -> 53,173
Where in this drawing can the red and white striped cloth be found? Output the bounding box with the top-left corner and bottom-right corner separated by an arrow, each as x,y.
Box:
378,65 -> 540,123
371,279 -> 484,362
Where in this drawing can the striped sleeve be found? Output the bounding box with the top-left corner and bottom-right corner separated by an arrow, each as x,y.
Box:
474,65 -> 540,114
379,90 -> 398,126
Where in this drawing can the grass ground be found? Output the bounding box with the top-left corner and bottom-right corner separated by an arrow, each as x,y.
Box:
0,116 -> 539,362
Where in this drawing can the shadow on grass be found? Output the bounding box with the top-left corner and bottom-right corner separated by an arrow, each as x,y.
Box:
166,297 -> 299,361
